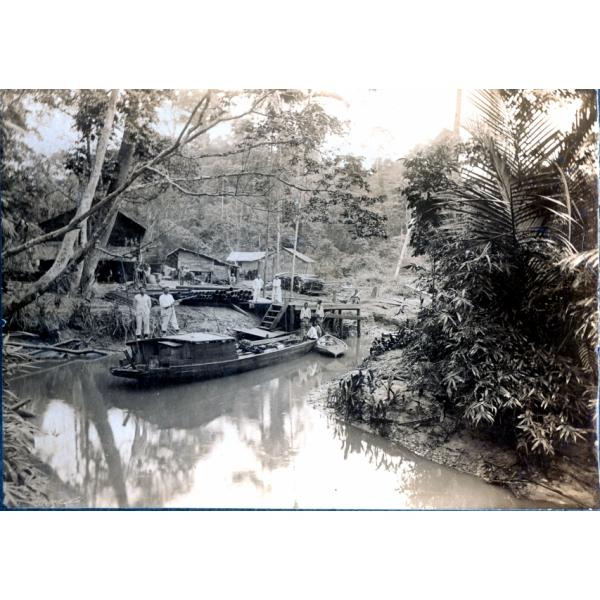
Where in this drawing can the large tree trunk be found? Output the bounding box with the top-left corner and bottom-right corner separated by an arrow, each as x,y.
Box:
4,90 -> 118,316
79,120 -> 137,294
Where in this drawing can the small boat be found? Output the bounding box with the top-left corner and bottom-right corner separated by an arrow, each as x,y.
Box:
110,332 -> 315,384
315,334 -> 348,358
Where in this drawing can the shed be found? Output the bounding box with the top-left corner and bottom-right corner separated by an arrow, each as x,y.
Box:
226,251 -> 268,279
166,248 -> 235,283
36,208 -> 147,282
279,247 -> 317,275
39,208 -> 146,247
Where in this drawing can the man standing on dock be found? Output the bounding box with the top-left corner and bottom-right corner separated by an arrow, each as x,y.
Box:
252,274 -> 264,303
300,302 -> 312,338
315,299 -> 325,327
159,285 -> 180,336
272,275 -> 282,303
134,286 -> 152,339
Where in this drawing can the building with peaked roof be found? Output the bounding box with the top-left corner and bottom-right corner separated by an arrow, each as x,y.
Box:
226,251 -> 269,279
35,208 -> 147,283
166,248 -> 235,283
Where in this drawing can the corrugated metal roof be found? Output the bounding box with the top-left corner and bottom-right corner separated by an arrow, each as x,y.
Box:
283,247 -> 315,263
226,251 -> 266,263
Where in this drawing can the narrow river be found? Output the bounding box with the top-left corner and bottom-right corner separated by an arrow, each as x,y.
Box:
10,338 -> 548,509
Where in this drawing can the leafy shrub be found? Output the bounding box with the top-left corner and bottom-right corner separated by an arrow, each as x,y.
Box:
387,90 -> 598,458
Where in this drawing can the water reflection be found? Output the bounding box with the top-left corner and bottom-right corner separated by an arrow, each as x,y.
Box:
8,338 -> 548,509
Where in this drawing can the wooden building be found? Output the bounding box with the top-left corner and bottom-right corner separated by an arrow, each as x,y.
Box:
165,248 -> 235,283
36,208 -> 147,283
226,251 -> 268,279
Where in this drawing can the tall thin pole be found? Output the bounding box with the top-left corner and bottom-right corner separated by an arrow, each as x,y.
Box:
289,216 -> 300,301
453,89 -> 462,135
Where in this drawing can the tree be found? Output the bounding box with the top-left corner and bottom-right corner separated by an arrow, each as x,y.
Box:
2,90 -> 280,316
395,89 -> 597,457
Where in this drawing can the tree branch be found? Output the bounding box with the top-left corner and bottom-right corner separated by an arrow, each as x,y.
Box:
3,92 -> 273,261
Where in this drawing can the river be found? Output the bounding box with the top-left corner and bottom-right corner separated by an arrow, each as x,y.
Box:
9,337 -> 549,509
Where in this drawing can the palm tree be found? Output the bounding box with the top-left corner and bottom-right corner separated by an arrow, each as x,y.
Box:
409,90 -> 597,455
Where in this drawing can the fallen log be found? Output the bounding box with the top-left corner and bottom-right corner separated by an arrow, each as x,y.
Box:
6,342 -> 109,357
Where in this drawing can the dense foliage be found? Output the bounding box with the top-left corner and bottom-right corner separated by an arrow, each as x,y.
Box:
394,90 -> 598,458
2,90 -> 391,315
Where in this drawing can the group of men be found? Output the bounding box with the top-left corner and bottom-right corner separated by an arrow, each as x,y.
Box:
252,275 -> 282,303
300,299 -> 325,340
133,285 -> 180,339
133,281 -> 327,342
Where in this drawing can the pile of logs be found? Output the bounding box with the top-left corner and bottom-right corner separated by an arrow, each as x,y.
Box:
104,287 -> 254,307
178,288 -> 253,306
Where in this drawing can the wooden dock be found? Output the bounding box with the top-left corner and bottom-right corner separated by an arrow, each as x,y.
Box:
286,301 -> 362,337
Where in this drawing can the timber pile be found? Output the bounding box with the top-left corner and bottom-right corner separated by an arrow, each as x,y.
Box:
103,289 -> 136,307
178,288 -> 253,306
104,286 -> 253,307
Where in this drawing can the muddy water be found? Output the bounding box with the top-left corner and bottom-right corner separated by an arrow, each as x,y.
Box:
10,338 -> 548,509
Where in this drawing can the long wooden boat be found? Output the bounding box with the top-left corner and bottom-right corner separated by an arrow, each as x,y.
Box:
315,334 -> 348,358
110,332 -> 315,383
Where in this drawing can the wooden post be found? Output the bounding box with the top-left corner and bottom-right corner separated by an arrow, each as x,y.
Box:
357,308 -> 361,337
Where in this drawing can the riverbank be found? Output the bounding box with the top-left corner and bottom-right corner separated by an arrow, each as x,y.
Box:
5,289 -> 261,352
308,324 -> 599,509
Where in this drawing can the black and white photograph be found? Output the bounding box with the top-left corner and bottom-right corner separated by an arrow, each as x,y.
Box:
2,88 -> 598,510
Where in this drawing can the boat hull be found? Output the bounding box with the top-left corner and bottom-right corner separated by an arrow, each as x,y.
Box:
315,347 -> 345,358
111,340 -> 316,384
315,335 -> 348,358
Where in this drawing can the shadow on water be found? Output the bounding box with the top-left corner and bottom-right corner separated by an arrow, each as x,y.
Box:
7,337 -> 551,508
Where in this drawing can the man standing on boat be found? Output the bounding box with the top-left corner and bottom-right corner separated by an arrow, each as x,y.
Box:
159,285 -> 180,336
252,274 -> 264,303
272,275 -> 282,303
134,286 -> 152,339
300,302 -> 312,338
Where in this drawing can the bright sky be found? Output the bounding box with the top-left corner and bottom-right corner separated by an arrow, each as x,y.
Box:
25,89 -> 468,165
320,88 -> 466,163
25,89 -> 580,167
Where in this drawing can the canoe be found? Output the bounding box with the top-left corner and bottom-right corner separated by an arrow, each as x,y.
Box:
315,334 -> 348,358
110,331 -> 316,384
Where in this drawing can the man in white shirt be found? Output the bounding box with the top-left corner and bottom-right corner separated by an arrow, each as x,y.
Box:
133,286 -> 152,339
299,302 -> 312,338
315,299 -> 325,326
159,286 -> 179,335
272,275 -> 282,303
306,324 -> 320,340
252,275 -> 264,303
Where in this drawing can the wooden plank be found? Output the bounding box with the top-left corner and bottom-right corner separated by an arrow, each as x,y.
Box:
241,334 -> 296,347
231,304 -> 253,318
232,327 -> 289,339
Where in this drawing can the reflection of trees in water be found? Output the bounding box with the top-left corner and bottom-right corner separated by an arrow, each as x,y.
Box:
227,361 -> 323,476
21,366 -> 129,507
16,362 -> 217,507
327,415 -> 520,509
123,418 -> 191,506
14,352 -> 494,509
330,418 -> 409,475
